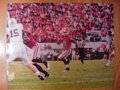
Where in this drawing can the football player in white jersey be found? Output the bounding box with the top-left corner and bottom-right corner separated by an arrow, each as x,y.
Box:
7,18 -> 46,81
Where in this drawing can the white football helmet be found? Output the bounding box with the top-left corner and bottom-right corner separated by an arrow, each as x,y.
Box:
8,18 -> 17,26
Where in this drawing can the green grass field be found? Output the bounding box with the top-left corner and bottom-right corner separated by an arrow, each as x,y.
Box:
9,60 -> 114,90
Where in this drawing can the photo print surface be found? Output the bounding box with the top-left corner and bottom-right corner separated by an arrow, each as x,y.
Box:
7,3 -> 114,90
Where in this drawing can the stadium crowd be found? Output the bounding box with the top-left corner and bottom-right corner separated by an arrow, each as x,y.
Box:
8,3 -> 114,43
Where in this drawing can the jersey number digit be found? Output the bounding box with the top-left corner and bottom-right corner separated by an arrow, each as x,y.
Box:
10,29 -> 19,37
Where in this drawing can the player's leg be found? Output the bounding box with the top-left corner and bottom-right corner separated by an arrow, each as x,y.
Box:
78,48 -> 85,64
64,53 -> 72,71
58,50 -> 70,60
32,55 -> 50,70
7,62 -> 15,81
104,52 -> 114,67
32,56 -> 50,77
32,45 -> 39,60
25,62 -> 45,80
32,58 -> 42,63
58,50 -> 71,71
22,46 -> 45,80
33,43 -> 51,70
7,49 -> 16,81
42,55 -> 50,70
58,51 -> 68,71
33,63 -> 49,78
102,54 -> 107,60
63,60 -> 70,71
42,61 -> 50,70
7,61 -> 14,81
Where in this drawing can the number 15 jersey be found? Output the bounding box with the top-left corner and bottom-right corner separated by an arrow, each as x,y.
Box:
7,23 -> 23,43
7,23 -> 31,65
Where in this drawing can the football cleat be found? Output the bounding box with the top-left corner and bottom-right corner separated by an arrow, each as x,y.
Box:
44,73 -> 50,78
64,67 -> 70,71
38,75 -> 45,80
104,64 -> 110,67
80,59 -> 84,64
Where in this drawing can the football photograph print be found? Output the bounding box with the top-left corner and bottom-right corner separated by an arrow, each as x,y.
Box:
6,2 -> 114,90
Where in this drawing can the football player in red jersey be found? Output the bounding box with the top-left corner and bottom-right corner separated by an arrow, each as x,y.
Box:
23,30 -> 49,78
58,28 -> 78,71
